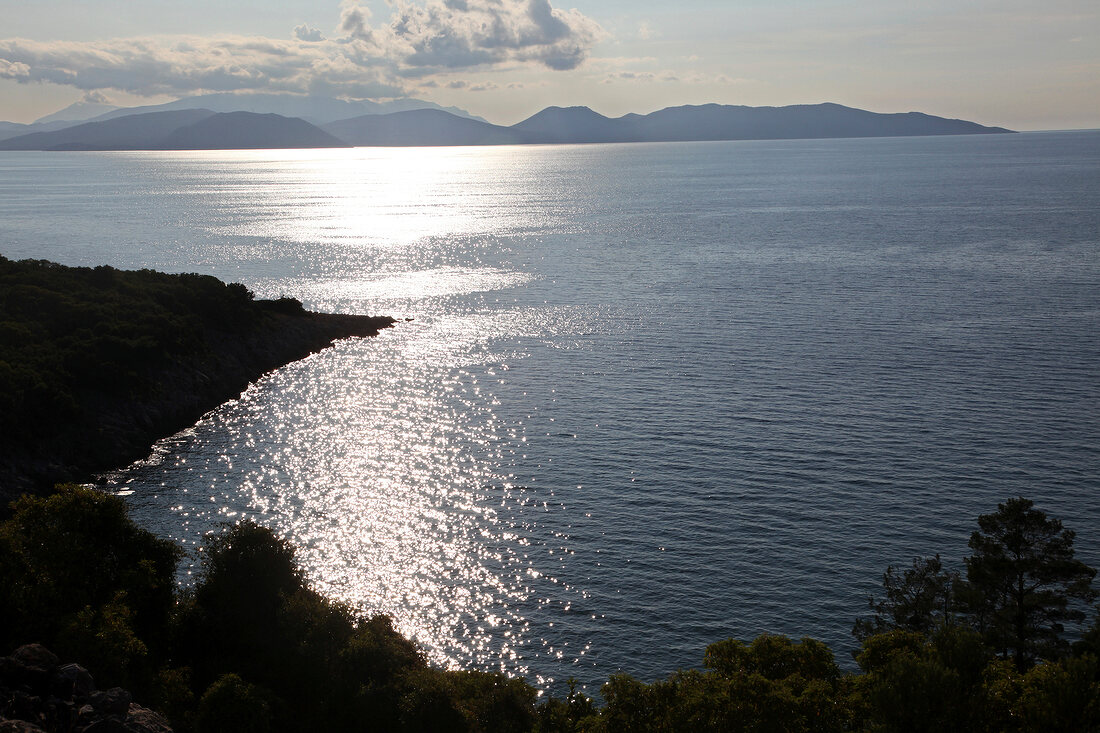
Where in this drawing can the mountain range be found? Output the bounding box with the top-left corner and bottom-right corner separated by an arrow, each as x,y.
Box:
0,98 -> 1013,151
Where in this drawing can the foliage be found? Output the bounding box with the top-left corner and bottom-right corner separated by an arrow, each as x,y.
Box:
0,484 -> 180,690
194,673 -> 274,733
593,635 -> 846,733
963,497 -> 1097,670
0,255 -> 312,494
4,488 -> 1098,732
852,626 -> 992,732
853,554 -> 960,642
173,521 -> 538,733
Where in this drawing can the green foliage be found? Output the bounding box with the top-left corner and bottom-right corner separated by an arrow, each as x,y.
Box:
5,485 -> 1098,732
56,594 -> 150,687
534,678 -> 597,733
0,255 -> 313,492
0,484 -> 180,689
963,497 -> 1097,670
853,554 -> 960,642
195,673 -> 274,733
594,635 -> 846,733
854,626 -> 993,732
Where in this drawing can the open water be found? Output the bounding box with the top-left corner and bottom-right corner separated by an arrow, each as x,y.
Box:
1,131 -> 1099,692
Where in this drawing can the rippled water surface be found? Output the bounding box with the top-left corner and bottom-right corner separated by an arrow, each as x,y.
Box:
2,133 -> 1099,691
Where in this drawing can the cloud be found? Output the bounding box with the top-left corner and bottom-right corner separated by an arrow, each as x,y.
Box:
81,90 -> 113,103
0,0 -> 604,99
348,0 -> 605,72
600,69 -> 751,86
0,58 -> 30,80
293,25 -> 325,43
0,35 -> 403,98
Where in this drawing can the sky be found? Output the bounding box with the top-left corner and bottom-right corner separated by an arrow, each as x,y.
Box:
0,0 -> 1097,130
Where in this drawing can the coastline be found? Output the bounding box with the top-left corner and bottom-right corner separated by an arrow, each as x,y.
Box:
0,256 -> 394,502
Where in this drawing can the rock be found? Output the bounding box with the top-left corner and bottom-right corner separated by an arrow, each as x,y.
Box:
9,647 -> 57,674
80,719 -> 129,733
90,688 -> 132,716
1,648 -> 171,733
0,720 -> 48,732
124,705 -> 174,733
53,663 -> 96,701
4,691 -> 41,722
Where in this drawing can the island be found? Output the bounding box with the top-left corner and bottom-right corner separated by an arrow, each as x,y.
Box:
0,256 -> 394,501
0,100 -> 1013,151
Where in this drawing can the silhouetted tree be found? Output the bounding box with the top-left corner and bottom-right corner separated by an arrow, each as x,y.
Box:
853,554 -> 960,642
963,497 -> 1096,670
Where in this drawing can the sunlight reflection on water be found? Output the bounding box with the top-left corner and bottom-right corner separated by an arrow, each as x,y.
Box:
14,136 -> 1089,695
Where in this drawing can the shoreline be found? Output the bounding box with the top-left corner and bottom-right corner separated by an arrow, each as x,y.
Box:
0,256 -> 394,503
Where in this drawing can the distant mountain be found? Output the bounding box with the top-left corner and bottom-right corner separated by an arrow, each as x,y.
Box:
0,101 -> 1013,151
323,109 -> 525,146
0,118 -> 88,142
510,106 -> 624,143
511,102 -> 1012,143
158,112 -> 346,149
0,110 -> 343,151
623,103 -> 1011,141
34,100 -> 120,125
327,102 -> 1010,149
0,121 -> 31,140
89,93 -> 486,126
0,110 -> 217,150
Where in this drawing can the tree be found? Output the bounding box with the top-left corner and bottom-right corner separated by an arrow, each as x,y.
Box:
852,626 -> 993,733
853,555 -> 959,642
963,497 -> 1097,670
0,484 -> 180,688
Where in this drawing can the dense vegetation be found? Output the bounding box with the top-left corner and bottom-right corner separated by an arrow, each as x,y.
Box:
2,488 -> 1097,732
1,257 -> 1095,729
0,256 -> 392,498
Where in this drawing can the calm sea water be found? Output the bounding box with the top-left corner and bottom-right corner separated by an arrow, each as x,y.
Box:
2,132 -> 1099,692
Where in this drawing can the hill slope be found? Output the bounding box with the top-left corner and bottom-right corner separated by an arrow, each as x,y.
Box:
157,111 -> 347,149
0,256 -> 393,498
324,108 -> 526,146
0,110 -> 216,150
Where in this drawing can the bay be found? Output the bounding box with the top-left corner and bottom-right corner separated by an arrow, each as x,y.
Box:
2,131 -> 1098,692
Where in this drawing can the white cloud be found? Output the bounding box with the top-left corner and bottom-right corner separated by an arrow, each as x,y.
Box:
0,35 -> 403,98
0,0 -> 604,99
81,90 -> 113,103
0,58 -> 30,80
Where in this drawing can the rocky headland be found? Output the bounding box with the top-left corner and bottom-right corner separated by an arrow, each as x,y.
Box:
0,256 -> 393,503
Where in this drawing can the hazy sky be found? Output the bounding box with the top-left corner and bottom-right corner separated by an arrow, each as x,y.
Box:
0,0 -> 1097,129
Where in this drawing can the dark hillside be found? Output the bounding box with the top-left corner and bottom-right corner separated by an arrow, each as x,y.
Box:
157,111 -> 348,149
0,256 -> 392,500
0,109 -> 216,150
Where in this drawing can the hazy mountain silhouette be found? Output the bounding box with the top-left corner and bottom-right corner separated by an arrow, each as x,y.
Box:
0,101 -> 1012,151
511,106 -> 625,143
0,110 -> 217,150
156,112 -> 347,149
34,100 -> 120,125
622,103 -> 1011,140
87,93 -> 486,126
0,119 -> 89,142
323,109 -> 526,146
509,102 -> 1012,143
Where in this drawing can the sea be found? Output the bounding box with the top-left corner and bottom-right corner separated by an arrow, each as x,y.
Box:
1,131 -> 1098,693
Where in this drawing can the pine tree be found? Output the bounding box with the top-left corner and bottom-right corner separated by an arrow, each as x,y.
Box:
963,497 -> 1097,670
